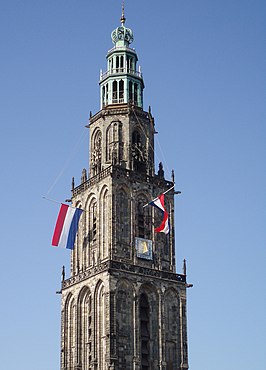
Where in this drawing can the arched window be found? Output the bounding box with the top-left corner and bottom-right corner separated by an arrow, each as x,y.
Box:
77,289 -> 92,368
95,283 -> 105,370
119,80 -> 124,102
101,188 -> 109,259
140,293 -> 150,370
88,199 -> 97,246
106,122 -> 121,162
64,294 -> 75,370
134,83 -> 138,104
106,125 -> 113,162
102,86 -> 105,107
113,81 -> 118,103
92,202 -> 97,241
129,57 -> 133,72
106,83 -> 109,105
113,122 -> 118,141
129,80 -> 133,102
116,189 -> 130,246
91,130 -> 102,176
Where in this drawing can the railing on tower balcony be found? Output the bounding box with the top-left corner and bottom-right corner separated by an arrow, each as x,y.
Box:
100,67 -> 142,81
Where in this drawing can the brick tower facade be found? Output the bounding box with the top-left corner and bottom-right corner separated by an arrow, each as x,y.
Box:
60,10 -> 189,370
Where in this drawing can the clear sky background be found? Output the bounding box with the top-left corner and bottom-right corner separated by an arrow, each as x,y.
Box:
0,1 -> 265,369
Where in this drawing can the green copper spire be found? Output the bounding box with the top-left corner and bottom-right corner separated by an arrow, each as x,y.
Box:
99,5 -> 144,109
111,2 -> 133,48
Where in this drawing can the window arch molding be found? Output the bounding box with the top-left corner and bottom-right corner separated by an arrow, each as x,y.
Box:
63,293 -> 76,370
116,185 -> 131,248
138,283 -> 160,370
91,129 -> 102,176
77,287 -> 92,367
84,194 -> 98,249
91,128 -> 102,150
99,185 -> 109,259
94,280 -> 106,370
106,120 -> 122,163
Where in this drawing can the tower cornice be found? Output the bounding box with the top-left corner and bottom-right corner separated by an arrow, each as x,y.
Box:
62,260 -> 186,291
72,165 -> 174,198
88,105 -> 148,125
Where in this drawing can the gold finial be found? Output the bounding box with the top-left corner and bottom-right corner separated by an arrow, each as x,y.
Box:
120,0 -> 126,25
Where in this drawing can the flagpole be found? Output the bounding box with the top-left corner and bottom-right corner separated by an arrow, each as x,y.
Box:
143,185 -> 176,208
42,196 -> 86,212
42,196 -> 64,206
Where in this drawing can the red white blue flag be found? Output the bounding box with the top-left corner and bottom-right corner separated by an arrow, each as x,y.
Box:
149,193 -> 170,234
52,204 -> 83,250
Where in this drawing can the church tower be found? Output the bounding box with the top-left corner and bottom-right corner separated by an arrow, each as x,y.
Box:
60,8 -> 189,370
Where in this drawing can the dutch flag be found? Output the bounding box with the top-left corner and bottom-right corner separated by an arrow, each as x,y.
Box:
52,204 -> 83,250
149,193 -> 170,235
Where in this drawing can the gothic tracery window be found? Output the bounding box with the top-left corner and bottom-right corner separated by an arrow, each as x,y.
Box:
106,121 -> 122,165
64,294 -> 75,370
91,130 -> 102,176
95,282 -> 105,370
88,199 -> 97,248
101,188 -> 109,259
77,288 -> 92,369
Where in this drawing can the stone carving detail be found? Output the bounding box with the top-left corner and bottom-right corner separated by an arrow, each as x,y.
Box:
81,168 -> 87,183
158,162 -> 164,178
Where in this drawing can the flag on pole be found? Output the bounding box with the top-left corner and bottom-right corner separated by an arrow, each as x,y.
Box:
52,204 -> 83,250
149,193 -> 170,234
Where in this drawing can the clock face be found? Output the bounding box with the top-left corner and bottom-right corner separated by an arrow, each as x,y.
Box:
132,142 -> 146,162
136,237 -> 153,260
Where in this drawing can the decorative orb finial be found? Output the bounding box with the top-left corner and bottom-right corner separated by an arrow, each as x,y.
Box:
120,0 -> 126,25
111,1 -> 133,46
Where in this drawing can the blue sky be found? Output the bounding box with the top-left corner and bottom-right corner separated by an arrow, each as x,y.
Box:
0,1 -> 265,369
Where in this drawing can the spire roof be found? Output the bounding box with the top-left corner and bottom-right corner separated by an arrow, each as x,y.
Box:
111,1 -> 133,47
120,0 -> 126,25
